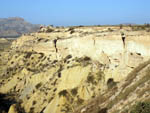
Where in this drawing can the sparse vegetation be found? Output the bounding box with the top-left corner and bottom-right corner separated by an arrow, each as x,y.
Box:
11,61 -> 14,64
64,55 -> 72,63
87,74 -> 95,84
35,83 -> 42,89
24,52 -> 32,58
107,78 -> 117,89
58,72 -> 61,78
108,28 -> 113,32
76,97 -> 84,105
38,53 -> 44,59
131,24 -> 150,31
32,100 -> 36,105
59,90 -> 68,97
1,24 -> 150,113
61,103 -> 72,113
96,71 -> 104,81
75,56 -> 92,67
83,56 -> 91,61
98,108 -> 108,113
46,26 -> 54,32
68,27 -> 74,31
130,102 -> 150,113
71,87 -> 78,96
53,88 -> 57,92
29,107 -> 34,113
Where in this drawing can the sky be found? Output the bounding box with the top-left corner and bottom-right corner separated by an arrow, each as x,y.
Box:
0,0 -> 150,26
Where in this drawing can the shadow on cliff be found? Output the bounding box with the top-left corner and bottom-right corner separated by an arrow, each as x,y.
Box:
0,93 -> 25,113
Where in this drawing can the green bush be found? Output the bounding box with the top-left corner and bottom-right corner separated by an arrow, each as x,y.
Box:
130,102 -> 150,113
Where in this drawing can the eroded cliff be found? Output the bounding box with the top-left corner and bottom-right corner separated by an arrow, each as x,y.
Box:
0,26 -> 150,113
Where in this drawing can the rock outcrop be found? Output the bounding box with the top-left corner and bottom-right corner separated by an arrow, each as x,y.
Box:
0,26 -> 150,113
8,104 -> 18,113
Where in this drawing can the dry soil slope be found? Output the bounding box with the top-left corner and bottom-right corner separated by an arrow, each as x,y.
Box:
75,59 -> 150,113
0,27 -> 150,113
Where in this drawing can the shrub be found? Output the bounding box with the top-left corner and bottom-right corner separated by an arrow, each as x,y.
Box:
29,107 -> 34,113
24,52 -> 32,58
107,78 -> 117,89
65,55 -> 72,60
68,27 -> 74,31
71,87 -> 78,96
64,55 -> 72,63
98,108 -> 108,113
59,90 -> 68,97
38,53 -> 44,59
70,30 -> 75,34
46,28 -> 54,33
58,72 -> 61,78
11,61 -> 14,64
108,28 -> 113,32
83,56 -> 91,61
77,97 -> 84,105
87,74 -> 95,84
96,71 -> 104,81
130,102 -> 150,113
35,83 -> 42,89
75,56 -> 92,67
32,100 -> 36,105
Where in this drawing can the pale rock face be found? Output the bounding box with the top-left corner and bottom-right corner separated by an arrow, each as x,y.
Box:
99,51 -> 110,65
126,52 -> 143,67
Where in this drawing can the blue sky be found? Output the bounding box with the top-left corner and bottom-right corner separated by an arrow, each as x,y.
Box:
0,0 -> 150,26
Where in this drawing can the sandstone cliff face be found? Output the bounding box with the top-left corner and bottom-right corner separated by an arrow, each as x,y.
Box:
11,27 -> 150,81
0,26 -> 150,113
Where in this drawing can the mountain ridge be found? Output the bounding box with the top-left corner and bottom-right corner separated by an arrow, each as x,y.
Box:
0,17 -> 40,38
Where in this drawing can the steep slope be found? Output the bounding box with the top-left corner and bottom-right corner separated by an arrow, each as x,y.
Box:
75,59 -> 150,113
0,26 -> 150,113
0,50 -> 106,113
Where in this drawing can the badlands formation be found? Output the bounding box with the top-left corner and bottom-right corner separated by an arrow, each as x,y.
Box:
0,26 -> 150,113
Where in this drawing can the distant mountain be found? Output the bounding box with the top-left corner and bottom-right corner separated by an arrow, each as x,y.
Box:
0,17 -> 40,38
